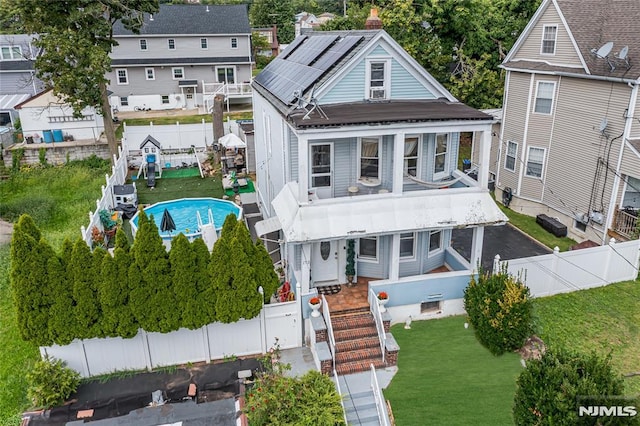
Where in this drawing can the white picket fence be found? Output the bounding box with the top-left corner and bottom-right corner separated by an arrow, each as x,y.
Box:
494,238 -> 640,298
79,147 -> 128,246
41,301 -> 300,378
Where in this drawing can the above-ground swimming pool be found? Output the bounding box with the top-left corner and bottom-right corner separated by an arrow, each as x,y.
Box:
130,198 -> 242,240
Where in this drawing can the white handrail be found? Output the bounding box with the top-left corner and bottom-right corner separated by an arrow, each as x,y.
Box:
321,294 -> 336,369
369,289 -> 386,363
370,364 -> 391,426
333,369 -> 349,426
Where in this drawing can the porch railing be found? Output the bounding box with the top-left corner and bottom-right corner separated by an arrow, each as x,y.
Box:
370,364 -> 391,426
321,294 -> 336,369
368,290 -> 386,363
614,205 -> 638,239
333,368 -> 349,426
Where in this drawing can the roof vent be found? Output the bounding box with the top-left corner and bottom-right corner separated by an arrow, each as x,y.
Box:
149,14 -> 154,22
206,5 -> 210,12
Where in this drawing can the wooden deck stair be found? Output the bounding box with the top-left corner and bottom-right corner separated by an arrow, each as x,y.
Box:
330,308 -> 385,375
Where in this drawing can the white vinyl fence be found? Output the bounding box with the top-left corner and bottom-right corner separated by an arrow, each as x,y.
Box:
41,301 -> 300,378
494,238 -> 640,298
79,147 -> 128,246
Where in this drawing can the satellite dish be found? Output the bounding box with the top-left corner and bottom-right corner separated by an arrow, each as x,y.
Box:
617,45 -> 629,60
595,41 -> 614,58
599,118 -> 608,133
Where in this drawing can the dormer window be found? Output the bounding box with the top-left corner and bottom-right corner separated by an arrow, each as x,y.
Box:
366,59 -> 390,100
541,25 -> 557,55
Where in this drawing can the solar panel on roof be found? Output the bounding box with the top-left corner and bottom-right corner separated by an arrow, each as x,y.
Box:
310,35 -> 363,72
255,58 -> 324,105
286,35 -> 339,66
279,35 -> 307,59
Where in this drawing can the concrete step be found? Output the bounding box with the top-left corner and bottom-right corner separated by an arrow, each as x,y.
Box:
345,406 -> 380,425
335,347 -> 382,364
336,336 -> 380,352
331,312 -> 376,331
334,326 -> 378,342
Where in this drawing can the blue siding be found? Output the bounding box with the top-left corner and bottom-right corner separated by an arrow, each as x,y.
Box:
319,61 -> 366,104
333,139 -> 353,197
398,232 -> 422,277
390,58 -> 435,100
357,235 -> 390,279
370,45 -> 389,56
380,136 -> 393,192
369,272 -> 473,306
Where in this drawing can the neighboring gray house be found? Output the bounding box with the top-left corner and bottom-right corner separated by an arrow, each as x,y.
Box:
498,0 -> 640,244
0,34 -> 46,127
108,4 -> 253,113
253,28 -> 506,325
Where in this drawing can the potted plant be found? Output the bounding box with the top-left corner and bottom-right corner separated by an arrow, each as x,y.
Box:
345,239 -> 356,286
99,209 -> 120,238
308,296 -> 322,317
377,291 -> 389,313
91,226 -> 105,249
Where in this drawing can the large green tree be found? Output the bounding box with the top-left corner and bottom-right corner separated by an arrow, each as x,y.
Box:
7,0 -> 159,160
250,0 -> 295,44
70,239 -> 102,339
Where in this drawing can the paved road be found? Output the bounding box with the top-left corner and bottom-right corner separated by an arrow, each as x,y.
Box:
452,223 -> 552,271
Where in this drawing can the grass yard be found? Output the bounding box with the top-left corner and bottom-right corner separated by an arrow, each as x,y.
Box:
497,202 -> 576,251
533,280 -> 640,395
385,316 -> 523,425
0,160 -> 112,425
135,174 -> 225,204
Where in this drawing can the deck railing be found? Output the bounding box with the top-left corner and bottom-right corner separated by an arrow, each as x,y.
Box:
333,369 -> 349,426
368,290 -> 386,363
613,206 -> 638,239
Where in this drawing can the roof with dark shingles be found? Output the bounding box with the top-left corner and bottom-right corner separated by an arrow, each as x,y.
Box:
0,60 -> 35,71
504,0 -> 640,79
113,4 -> 250,36
288,99 -> 492,129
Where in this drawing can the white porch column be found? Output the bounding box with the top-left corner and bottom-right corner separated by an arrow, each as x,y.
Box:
470,227 -> 485,271
389,234 -> 401,280
478,128 -> 492,189
301,243 -> 312,293
297,134 -> 309,203
393,131 -> 405,194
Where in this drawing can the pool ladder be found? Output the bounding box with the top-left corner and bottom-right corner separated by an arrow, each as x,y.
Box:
197,209 -> 218,250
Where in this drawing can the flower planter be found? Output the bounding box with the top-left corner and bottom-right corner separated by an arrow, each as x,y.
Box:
309,298 -> 322,317
378,297 -> 389,313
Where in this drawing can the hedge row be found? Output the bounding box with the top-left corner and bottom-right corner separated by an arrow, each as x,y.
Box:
10,212 -> 280,346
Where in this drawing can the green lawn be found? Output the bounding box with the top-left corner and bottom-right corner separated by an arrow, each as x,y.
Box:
135,175 -> 225,204
385,316 -> 523,425
0,161 -> 112,424
533,280 -> 640,395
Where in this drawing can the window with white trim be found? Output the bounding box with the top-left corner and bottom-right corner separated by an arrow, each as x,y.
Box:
168,39 -> 175,50
359,237 -> 378,261
404,135 -> 420,177
525,147 -> 545,178
359,137 -> 380,179
428,230 -> 442,254
201,38 -> 208,49
534,81 -> 555,114
310,143 -> 332,188
433,133 -> 449,179
231,37 -> 238,49
399,232 -> 415,259
1,45 -> 22,60
172,67 -> 184,79
120,96 -> 128,106
116,69 -> 128,85
366,59 -> 390,100
161,95 -> 169,104
139,39 -> 147,50
505,141 -> 517,171
145,67 -> 155,80
541,25 -> 557,55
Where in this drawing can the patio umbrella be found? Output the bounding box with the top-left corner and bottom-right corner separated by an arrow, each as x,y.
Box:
160,208 -> 176,234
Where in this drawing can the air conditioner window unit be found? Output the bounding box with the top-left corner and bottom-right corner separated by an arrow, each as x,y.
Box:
370,87 -> 386,99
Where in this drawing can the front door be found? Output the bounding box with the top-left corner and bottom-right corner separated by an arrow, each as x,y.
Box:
310,143 -> 333,199
312,240 -> 338,285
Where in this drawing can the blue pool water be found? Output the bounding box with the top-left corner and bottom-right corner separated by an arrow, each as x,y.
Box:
131,198 -> 242,239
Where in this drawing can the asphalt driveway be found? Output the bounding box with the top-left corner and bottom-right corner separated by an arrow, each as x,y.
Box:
452,224 -> 552,271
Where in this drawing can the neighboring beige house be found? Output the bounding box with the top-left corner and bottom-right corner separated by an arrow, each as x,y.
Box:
497,0 -> 640,244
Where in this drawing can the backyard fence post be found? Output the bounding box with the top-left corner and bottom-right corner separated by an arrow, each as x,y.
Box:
548,247 -> 560,296
602,238 -> 615,284
201,325 -> 211,364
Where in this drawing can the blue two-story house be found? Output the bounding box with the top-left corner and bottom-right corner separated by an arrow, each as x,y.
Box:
253,29 -> 508,321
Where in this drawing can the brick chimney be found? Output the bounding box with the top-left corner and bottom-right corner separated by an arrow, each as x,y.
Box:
365,8 -> 382,30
